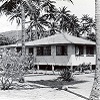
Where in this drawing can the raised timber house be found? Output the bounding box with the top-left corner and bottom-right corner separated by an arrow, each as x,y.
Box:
0,33 -> 96,71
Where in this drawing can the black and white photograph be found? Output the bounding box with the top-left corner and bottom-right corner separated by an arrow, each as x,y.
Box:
0,0 -> 98,100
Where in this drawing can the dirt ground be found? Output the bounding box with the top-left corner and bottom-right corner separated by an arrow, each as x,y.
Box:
0,71 -> 94,100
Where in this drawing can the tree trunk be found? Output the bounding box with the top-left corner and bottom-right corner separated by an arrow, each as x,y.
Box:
89,0 -> 100,100
29,13 -> 33,41
21,2 -> 26,56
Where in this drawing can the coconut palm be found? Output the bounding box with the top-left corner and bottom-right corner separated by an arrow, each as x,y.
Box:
42,6 -> 57,22
26,0 -> 56,40
41,0 -> 57,21
68,14 -> 80,36
0,0 -> 43,55
48,22 -> 60,35
81,14 -> 90,22
0,0 -> 73,47
81,14 -> 95,36
26,11 -> 50,39
56,6 -> 71,33
87,32 -> 96,42
43,0 -> 73,20
89,0 -> 100,99
0,0 -> 30,56
80,24 -> 90,35
42,0 -> 55,12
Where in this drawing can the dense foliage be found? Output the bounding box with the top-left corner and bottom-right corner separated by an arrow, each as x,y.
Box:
0,34 -> 15,45
0,49 -> 34,90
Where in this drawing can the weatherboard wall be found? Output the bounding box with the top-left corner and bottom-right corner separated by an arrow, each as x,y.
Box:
32,45 -> 72,66
0,43 -> 96,67
71,45 -> 96,66
25,44 -> 96,66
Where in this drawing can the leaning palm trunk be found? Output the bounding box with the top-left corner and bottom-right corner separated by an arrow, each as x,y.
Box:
89,0 -> 100,100
21,2 -> 26,56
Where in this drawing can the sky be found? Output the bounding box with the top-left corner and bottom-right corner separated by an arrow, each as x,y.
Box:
0,0 -> 95,33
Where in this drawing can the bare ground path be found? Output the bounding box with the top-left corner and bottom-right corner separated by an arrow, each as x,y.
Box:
0,73 -> 94,100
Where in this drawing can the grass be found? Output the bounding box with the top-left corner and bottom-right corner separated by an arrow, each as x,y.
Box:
0,71 -> 95,100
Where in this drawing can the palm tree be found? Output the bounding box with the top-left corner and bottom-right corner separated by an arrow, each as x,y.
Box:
68,14 -> 80,36
87,32 -> 96,42
26,11 -> 50,39
48,22 -> 60,35
26,0 -> 58,40
41,0 -> 57,20
81,14 -> 95,36
0,0 -> 73,45
20,2 -> 26,56
89,0 -> 100,99
56,6 -> 71,33
0,0 -> 41,55
0,0 -> 27,55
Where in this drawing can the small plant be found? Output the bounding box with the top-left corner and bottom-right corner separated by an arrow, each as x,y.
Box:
78,62 -> 91,73
60,68 -> 73,81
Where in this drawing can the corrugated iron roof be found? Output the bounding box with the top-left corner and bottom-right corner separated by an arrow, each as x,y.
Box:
0,33 -> 96,48
26,33 -> 96,46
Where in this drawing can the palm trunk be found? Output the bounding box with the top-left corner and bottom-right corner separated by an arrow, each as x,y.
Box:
17,1 -> 26,83
89,0 -> 100,100
29,13 -> 33,41
29,28 -> 32,41
21,3 -> 26,56
36,25 -> 40,39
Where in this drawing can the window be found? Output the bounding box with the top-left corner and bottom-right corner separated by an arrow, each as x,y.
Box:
43,46 -> 51,55
75,45 -> 84,56
37,46 -> 51,56
56,45 -> 67,55
16,47 -> 22,53
37,47 -> 43,55
29,48 -> 34,54
86,46 -> 94,56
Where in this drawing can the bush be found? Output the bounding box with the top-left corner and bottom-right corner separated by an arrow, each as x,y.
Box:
78,63 -> 91,73
0,49 -> 34,90
60,68 -> 73,81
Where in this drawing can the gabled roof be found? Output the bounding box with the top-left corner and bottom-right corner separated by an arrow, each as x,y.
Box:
0,33 -> 96,48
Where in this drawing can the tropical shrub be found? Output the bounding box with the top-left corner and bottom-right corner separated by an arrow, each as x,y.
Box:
60,68 -> 73,81
78,63 -> 91,73
0,49 -> 34,90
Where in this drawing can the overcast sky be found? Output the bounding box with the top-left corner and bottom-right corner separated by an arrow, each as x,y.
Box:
0,0 -> 95,33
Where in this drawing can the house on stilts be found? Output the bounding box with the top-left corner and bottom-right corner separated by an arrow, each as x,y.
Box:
0,33 -> 96,71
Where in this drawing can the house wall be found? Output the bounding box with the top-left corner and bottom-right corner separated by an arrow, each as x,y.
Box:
26,44 -> 96,67
71,45 -> 96,66
33,45 -> 72,66
1,44 -> 96,67
25,45 -> 74,66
